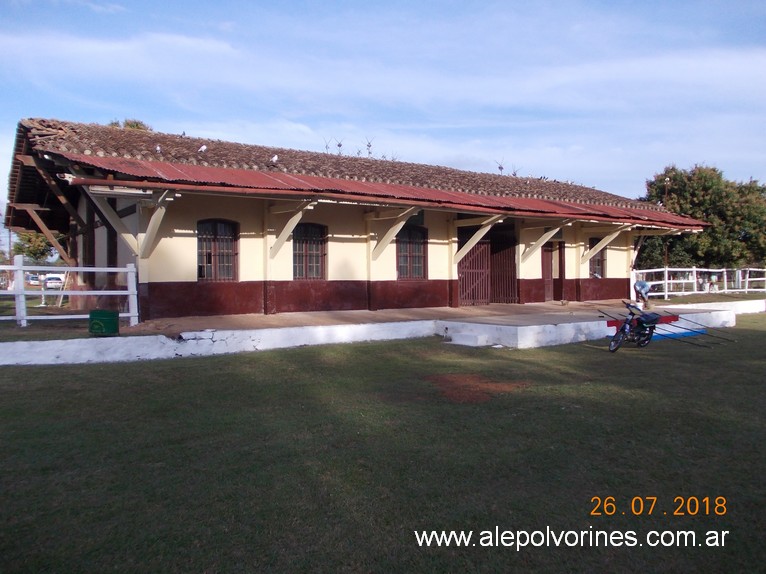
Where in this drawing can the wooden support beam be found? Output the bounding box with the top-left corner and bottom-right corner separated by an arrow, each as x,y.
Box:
19,205 -> 77,267
10,203 -> 51,211
520,220 -> 573,263
453,215 -> 504,264
138,191 -> 172,259
370,207 -> 419,261
23,155 -> 88,228
581,225 -> 632,264
87,192 -> 140,257
269,201 -> 317,259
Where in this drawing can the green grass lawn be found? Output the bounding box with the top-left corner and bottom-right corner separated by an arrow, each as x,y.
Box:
1,315 -> 764,573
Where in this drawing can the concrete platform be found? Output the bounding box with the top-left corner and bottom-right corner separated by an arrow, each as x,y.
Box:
0,299 -> 755,365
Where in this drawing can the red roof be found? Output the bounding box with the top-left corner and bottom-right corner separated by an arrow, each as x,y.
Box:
58,152 -> 705,230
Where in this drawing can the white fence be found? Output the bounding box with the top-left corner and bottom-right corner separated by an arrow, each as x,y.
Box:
1,255 -> 138,327
634,267 -> 766,300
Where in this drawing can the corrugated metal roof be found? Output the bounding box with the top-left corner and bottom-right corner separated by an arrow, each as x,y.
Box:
57,151 -> 706,230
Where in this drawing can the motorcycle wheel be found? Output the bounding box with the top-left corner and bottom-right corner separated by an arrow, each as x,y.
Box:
609,330 -> 627,352
636,327 -> 654,348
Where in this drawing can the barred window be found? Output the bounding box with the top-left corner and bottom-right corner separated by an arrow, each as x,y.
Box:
197,219 -> 238,281
293,223 -> 327,280
397,225 -> 427,279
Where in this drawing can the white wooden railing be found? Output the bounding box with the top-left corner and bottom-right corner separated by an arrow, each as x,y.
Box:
633,267 -> 766,300
0,254 -> 138,327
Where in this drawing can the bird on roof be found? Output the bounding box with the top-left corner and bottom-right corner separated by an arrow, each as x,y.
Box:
198,145 -> 207,153
155,145 -> 161,154
271,154 -> 278,163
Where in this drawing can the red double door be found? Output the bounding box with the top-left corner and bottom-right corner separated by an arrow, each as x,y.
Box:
458,226 -> 518,306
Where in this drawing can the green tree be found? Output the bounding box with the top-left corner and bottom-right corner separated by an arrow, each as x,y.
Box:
636,165 -> 766,268
13,232 -> 54,263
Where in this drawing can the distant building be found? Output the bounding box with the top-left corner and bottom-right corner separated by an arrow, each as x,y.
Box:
4,118 -> 705,321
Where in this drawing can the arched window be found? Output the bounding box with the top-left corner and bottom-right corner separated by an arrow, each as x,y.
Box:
293,223 -> 327,280
396,225 -> 427,279
197,219 -> 238,281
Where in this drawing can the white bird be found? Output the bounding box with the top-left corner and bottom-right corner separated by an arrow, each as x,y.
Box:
271,154 -> 278,163
155,145 -> 161,154
198,145 -> 207,153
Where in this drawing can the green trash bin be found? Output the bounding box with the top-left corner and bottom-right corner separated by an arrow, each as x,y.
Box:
89,309 -> 119,337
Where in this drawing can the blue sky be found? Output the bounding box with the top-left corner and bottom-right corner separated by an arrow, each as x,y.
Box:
1,0 -> 765,223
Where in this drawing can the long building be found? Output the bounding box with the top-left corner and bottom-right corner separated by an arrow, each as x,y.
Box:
5,118 -> 705,321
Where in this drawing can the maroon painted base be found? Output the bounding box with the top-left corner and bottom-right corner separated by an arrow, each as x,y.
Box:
139,278 -> 629,320
139,281 -> 265,320
267,280 -> 368,314
139,279 -> 456,320
576,278 -> 630,301
517,278 -> 629,303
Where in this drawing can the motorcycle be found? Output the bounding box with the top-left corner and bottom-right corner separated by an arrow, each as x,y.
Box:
608,301 -> 661,352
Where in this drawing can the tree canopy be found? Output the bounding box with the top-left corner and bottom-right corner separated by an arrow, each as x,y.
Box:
13,232 -> 55,263
636,165 -> 766,269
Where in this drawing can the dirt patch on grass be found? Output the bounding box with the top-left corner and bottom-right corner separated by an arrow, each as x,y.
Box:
425,374 -> 529,403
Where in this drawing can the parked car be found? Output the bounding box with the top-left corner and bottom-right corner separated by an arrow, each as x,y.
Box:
27,274 -> 40,286
44,274 -> 65,289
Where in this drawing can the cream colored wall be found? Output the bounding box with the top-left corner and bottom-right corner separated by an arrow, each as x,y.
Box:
514,222 -> 635,281
605,232 -> 632,277
518,225 -> 543,279
265,208 -> 296,282
277,203 -> 369,281
578,225 -> 633,279
98,192 -> 634,285
139,195 -> 264,283
364,209 -> 454,281
562,226 -> 579,279
366,213 -> 397,282
426,211 -> 454,281
136,198 -> 454,284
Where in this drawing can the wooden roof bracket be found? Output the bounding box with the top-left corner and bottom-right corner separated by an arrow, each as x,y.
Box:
82,178 -> 179,258
9,203 -> 77,267
84,188 -> 140,257
138,191 -> 174,259
269,200 -> 317,259
453,215 -> 504,264
370,207 -> 419,261
520,220 -> 574,263
17,154 -> 86,228
580,224 -> 632,265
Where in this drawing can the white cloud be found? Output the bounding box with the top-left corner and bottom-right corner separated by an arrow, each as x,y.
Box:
0,1 -> 764,201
